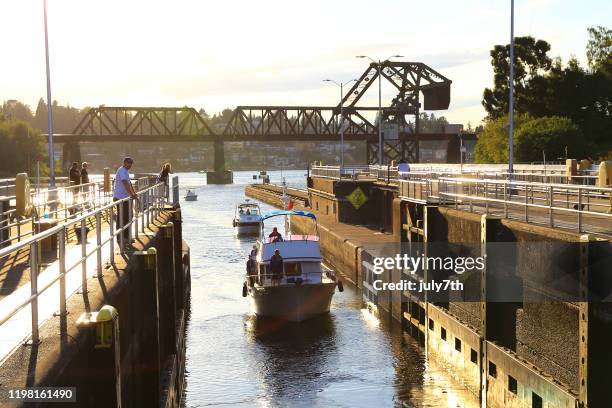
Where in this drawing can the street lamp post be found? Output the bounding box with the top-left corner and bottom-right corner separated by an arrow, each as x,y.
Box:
323,78 -> 357,172
356,55 -> 403,165
43,0 -> 56,192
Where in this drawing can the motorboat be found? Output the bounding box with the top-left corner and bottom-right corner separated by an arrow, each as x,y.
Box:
233,200 -> 262,235
242,210 -> 343,322
185,189 -> 198,201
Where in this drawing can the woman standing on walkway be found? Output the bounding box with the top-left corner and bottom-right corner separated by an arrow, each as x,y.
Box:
157,162 -> 172,199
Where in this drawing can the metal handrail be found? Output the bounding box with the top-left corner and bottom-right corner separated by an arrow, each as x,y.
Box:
0,175 -> 155,247
0,180 -> 170,345
399,177 -> 612,233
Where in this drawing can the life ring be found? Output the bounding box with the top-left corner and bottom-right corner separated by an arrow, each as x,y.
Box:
337,280 -> 344,292
242,283 -> 248,297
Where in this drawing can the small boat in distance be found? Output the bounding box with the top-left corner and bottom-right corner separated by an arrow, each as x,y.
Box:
233,200 -> 262,236
243,210 -> 343,322
185,189 -> 198,201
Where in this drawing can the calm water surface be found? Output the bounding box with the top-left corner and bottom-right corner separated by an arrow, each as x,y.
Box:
180,171 -> 478,407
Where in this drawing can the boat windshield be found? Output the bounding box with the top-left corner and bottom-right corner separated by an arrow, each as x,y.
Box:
238,204 -> 260,215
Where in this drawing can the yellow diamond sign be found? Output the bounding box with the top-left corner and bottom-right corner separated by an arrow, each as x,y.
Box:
346,186 -> 368,210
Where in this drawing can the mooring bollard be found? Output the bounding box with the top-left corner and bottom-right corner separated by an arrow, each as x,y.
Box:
158,222 -> 177,358
131,248 -> 161,407
76,305 -> 121,407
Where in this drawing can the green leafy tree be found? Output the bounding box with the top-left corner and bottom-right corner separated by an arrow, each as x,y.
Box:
514,116 -> 583,162
482,36 -> 552,119
1,100 -> 34,123
474,114 -> 532,163
0,120 -> 48,177
475,115 -> 584,164
586,26 -> 612,75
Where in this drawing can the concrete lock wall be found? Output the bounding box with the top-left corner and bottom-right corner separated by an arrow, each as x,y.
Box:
291,214 -> 361,286
249,181 -> 612,407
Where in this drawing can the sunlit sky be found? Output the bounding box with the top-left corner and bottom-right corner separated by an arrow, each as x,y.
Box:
0,0 -> 609,126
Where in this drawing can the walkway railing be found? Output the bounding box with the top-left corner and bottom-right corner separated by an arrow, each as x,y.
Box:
399,177 -> 612,234
0,180 -> 168,345
310,163 -> 598,185
0,176 -> 157,247
309,165 -> 370,180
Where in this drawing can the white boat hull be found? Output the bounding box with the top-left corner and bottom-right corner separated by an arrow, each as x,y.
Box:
249,282 -> 336,322
234,222 -> 261,235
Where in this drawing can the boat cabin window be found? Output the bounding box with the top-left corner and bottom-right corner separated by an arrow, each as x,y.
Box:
284,262 -> 302,276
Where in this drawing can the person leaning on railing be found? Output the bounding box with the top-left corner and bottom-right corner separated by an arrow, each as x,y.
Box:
80,162 -> 90,204
113,157 -> 139,247
157,162 -> 172,199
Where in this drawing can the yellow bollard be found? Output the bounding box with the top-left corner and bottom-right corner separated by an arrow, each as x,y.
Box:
76,305 -> 121,407
597,161 -> 612,188
566,159 -> 578,183
103,167 -> 111,193
15,173 -> 32,217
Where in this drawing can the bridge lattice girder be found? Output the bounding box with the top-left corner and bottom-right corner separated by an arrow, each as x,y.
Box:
66,61 -> 450,142
341,61 -> 451,123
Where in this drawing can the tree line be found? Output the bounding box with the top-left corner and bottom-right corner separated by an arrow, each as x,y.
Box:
476,26 -> 611,163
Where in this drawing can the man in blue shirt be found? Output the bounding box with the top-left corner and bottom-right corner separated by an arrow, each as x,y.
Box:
113,157 -> 138,247
398,159 -> 411,180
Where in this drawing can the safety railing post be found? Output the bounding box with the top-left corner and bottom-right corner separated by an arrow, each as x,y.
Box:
109,206 -> 115,263
96,211 -> 102,278
146,190 -> 150,227
119,201 -> 125,253
469,182 -> 473,212
29,241 -> 40,345
64,187 -> 68,221
134,197 -> 139,238
504,182 -> 508,218
58,228 -> 67,316
141,196 -> 145,233
485,182 -> 489,214
578,188 -> 583,233
524,185 -> 529,222
549,185 -> 554,227
81,218 -> 88,294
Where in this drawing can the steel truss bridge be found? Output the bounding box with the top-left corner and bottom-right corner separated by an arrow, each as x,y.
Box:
55,61 -> 452,169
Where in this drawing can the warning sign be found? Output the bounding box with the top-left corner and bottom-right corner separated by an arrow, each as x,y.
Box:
346,186 -> 368,210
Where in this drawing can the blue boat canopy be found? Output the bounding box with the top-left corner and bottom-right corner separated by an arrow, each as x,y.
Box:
262,210 -> 317,221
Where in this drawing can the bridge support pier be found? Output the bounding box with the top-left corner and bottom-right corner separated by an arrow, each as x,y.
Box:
207,139 -> 233,184
62,141 -> 82,173
366,138 -> 419,165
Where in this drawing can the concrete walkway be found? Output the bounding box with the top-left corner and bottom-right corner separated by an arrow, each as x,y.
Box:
0,227 -> 114,364
0,216 -> 106,300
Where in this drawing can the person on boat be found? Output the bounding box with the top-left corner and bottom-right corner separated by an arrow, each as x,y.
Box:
250,245 -> 258,258
246,208 -> 251,215
270,249 -> 283,285
268,227 -> 283,242
239,208 -> 244,215
246,255 -> 256,285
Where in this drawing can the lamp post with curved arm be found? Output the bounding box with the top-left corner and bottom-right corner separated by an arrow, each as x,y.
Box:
356,55 -> 403,164
323,78 -> 358,172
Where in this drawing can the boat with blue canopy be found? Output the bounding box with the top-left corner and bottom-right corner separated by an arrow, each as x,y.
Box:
242,208 -> 343,322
